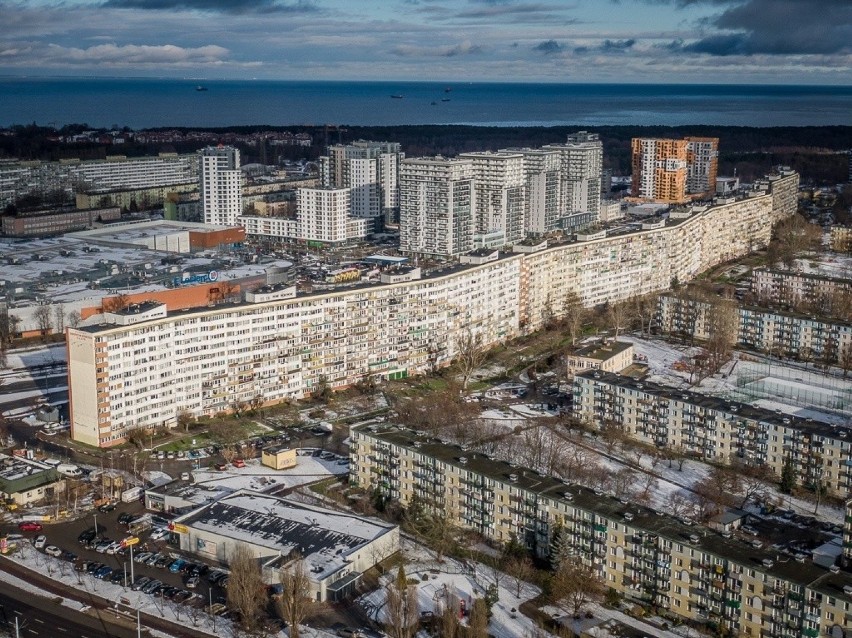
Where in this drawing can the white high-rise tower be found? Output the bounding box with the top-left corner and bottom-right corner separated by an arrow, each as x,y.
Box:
200,146 -> 242,226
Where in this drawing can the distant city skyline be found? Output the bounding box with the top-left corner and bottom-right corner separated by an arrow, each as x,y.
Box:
1,0 -> 850,85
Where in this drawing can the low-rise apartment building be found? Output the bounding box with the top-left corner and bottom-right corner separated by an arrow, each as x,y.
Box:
572,371 -> 852,497
830,226 -> 852,254
350,424 -> 852,637
656,294 -> 852,361
1,206 -> 121,237
565,340 -> 634,378
67,171 -> 799,447
751,267 -> 852,311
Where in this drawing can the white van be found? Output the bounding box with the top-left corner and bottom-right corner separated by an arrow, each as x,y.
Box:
57,464 -> 83,478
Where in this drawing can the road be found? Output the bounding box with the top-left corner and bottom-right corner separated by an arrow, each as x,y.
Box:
0,584 -> 143,638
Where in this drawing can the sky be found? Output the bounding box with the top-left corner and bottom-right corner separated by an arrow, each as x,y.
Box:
0,0 -> 850,84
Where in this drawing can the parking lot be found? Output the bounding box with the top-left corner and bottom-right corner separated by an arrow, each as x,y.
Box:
3,503 -> 242,623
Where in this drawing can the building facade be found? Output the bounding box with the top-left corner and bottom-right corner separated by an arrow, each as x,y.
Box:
200,146 -> 242,226
751,267 -> 852,311
459,151 -> 526,246
1,206 -> 121,237
500,147 -> 562,235
66,171 -> 799,447
656,294 -> 852,362
320,140 -> 403,221
543,131 -> 603,217
572,371 -> 852,497
351,424 -> 852,638
399,157 -> 476,257
685,137 -> 720,198
631,138 -> 689,203
297,187 -> 367,244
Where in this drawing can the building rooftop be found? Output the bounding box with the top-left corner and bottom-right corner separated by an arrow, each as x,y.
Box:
0,453 -> 60,494
263,444 -> 294,455
569,340 -> 633,361
176,490 -> 396,581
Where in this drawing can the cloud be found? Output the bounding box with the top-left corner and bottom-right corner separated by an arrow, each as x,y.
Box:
634,0 -> 852,56
102,0 -> 318,15
391,40 -> 484,57
0,41 -> 261,69
533,39 -> 562,54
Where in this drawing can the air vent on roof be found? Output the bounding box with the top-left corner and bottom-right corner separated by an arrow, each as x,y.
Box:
762,559 -> 774,569
459,457 -> 468,465
509,473 -> 518,482
843,585 -> 852,595
623,512 -> 634,522
688,534 -> 699,544
829,565 -> 840,574
564,492 -> 574,501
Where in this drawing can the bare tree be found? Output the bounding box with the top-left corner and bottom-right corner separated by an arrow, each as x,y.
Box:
385,566 -> 419,638
176,409 -> 194,433
550,558 -> 604,617
506,555 -> 535,598
467,598 -> 489,638
33,304 -> 52,341
606,301 -> 629,339
102,293 -> 131,313
562,291 -> 586,346
226,544 -> 266,633
631,293 -> 658,336
839,343 -> 852,378
53,303 -> 66,335
277,556 -> 317,638
455,329 -> 488,391
67,310 -> 82,329
439,592 -> 461,638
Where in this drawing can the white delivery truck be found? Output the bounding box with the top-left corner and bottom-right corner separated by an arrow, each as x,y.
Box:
121,486 -> 144,503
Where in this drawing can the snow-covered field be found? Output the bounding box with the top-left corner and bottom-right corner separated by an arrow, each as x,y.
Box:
620,335 -> 852,423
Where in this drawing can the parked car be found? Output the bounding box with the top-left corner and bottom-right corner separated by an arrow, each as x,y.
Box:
18,521 -> 43,532
130,576 -> 151,591
185,575 -> 200,589
232,459 -> 246,468
98,502 -> 116,513
145,553 -> 162,566
95,539 -> 114,553
172,590 -> 193,604
117,512 -> 133,525
44,545 -> 62,557
149,528 -> 169,541
154,555 -> 172,569
133,551 -> 152,564
214,463 -> 227,471
142,579 -> 163,595
33,535 -> 47,549
169,559 -> 186,573
94,565 -> 113,580
190,563 -> 209,577
110,571 -> 126,585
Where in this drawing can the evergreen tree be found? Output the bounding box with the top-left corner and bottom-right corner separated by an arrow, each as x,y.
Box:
779,457 -> 797,494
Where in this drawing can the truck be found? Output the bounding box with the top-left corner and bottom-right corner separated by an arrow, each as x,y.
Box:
121,487 -> 144,503
57,464 -> 83,478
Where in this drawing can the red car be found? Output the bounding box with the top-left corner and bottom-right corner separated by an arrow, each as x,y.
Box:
18,521 -> 43,532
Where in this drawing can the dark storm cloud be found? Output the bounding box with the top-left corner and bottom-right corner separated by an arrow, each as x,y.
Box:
103,0 -> 319,14
574,39 -> 635,55
533,39 -> 562,54
636,0 -> 852,55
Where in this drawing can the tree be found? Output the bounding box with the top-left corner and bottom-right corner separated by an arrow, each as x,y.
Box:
67,310 -> 81,329
312,375 -> 331,402
606,301 -> 629,339
225,544 -> 266,633
249,393 -> 265,416
550,558 -> 604,617
506,555 -> 535,598
838,343 -> 852,378
33,304 -> 52,341
439,592 -> 461,638
176,409 -> 194,433
102,293 -> 131,313
632,293 -> 658,336
53,303 -> 65,335
385,566 -> 419,638
562,291 -> 586,346
277,556 -> 317,638
779,456 -> 797,494
467,598 -> 489,638
229,399 -> 248,417
455,329 -> 488,391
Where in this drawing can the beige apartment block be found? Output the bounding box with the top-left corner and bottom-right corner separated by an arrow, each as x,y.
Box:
572,371 -> 852,497
751,267 -> 852,310
350,424 -> 852,638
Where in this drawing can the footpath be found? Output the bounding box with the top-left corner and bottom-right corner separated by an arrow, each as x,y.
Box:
0,555 -> 215,638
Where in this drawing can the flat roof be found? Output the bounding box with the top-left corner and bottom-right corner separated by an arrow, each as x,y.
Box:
570,340 -> 633,361
176,490 -> 396,580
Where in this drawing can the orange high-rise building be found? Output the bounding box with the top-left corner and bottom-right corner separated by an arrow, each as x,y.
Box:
631,136 -> 719,203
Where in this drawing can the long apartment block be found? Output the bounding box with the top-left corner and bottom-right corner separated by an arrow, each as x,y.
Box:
751,267 -> 852,309
67,172 -> 799,447
656,294 -> 852,361
572,371 -> 852,497
350,424 -> 852,638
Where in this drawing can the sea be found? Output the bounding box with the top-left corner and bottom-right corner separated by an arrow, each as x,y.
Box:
2,78 -> 851,129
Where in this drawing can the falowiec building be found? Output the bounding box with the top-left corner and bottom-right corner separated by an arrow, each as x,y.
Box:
66,171 -> 799,447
